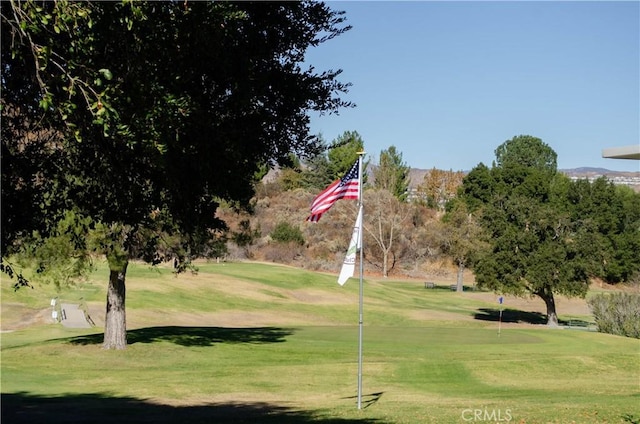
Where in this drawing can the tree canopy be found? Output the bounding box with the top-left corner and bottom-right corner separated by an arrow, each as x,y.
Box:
418,168 -> 465,210
1,0 -> 353,348
461,136 -> 639,325
460,135 -> 592,325
372,145 -> 410,201
493,134 -> 557,174
326,130 -> 365,178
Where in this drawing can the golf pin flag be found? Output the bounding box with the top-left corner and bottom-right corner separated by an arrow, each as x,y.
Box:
499,296 -> 504,305
337,205 -> 363,286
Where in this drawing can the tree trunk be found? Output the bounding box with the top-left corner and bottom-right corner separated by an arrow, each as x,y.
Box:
537,288 -> 559,327
382,250 -> 389,278
456,262 -> 464,292
103,261 -> 128,349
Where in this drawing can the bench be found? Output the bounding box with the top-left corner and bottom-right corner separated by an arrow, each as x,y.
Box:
424,282 -> 435,289
566,319 -> 594,330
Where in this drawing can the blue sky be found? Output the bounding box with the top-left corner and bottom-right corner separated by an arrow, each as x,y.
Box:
306,1 -> 640,172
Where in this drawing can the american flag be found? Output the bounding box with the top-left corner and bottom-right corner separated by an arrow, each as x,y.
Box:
307,160 -> 360,222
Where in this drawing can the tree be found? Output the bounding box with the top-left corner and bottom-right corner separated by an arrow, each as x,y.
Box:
418,168 -> 465,211
612,186 -> 640,283
2,1 -> 353,349
363,189 -> 411,277
493,134 -> 557,174
473,183 -> 593,326
326,130 -> 366,179
441,201 -> 487,292
277,154 -> 306,191
299,144 -> 334,190
297,130 -> 367,192
563,178 -> 640,283
372,145 -> 410,201
460,136 -> 591,326
458,163 -> 493,213
403,204 -> 439,273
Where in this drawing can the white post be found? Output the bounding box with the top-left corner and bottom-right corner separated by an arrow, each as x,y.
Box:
498,296 -> 504,337
356,152 -> 365,409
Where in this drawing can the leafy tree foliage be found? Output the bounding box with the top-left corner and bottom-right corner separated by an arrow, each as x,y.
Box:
372,145 -> 410,201
16,209 -> 94,289
326,130 -> 366,179
458,163 -> 493,212
441,201 -> 487,292
232,220 -> 261,249
274,154 -> 306,191
299,147 -> 334,190
418,168 -> 465,210
563,178 -> 640,283
493,134 -> 557,174
293,130 -> 367,191
2,1 -> 353,348
460,136 -> 593,326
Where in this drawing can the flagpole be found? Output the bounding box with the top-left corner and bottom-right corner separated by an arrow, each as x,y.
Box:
356,151 -> 365,410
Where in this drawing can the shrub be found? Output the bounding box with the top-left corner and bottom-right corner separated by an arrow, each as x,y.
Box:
270,221 -> 305,246
587,292 -> 640,338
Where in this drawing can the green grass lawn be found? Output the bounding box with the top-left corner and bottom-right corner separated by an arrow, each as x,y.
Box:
2,261 -> 639,423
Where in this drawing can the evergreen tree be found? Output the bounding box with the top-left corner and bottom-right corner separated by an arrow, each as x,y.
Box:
372,145 -> 410,201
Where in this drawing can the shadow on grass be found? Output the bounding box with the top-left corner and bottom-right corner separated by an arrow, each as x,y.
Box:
474,309 -> 595,327
474,308 -> 547,325
67,326 -> 295,347
1,392 -> 387,424
341,392 -> 384,409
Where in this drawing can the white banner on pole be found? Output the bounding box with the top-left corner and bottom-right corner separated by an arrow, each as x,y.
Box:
338,205 -> 363,286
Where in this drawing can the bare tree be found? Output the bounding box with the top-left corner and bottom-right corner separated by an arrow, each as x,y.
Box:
363,189 -> 411,277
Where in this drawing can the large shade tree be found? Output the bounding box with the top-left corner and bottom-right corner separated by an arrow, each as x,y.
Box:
460,135 -> 594,326
1,0 -> 353,348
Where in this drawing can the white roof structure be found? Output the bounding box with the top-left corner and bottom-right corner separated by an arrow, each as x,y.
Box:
602,145 -> 640,160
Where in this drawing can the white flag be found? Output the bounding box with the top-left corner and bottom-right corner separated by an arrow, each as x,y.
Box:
338,205 -> 363,286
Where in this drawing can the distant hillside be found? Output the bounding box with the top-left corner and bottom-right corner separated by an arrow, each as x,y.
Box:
559,167 -> 640,177
561,167 -> 611,175
264,165 -> 639,190
406,167 -> 639,190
